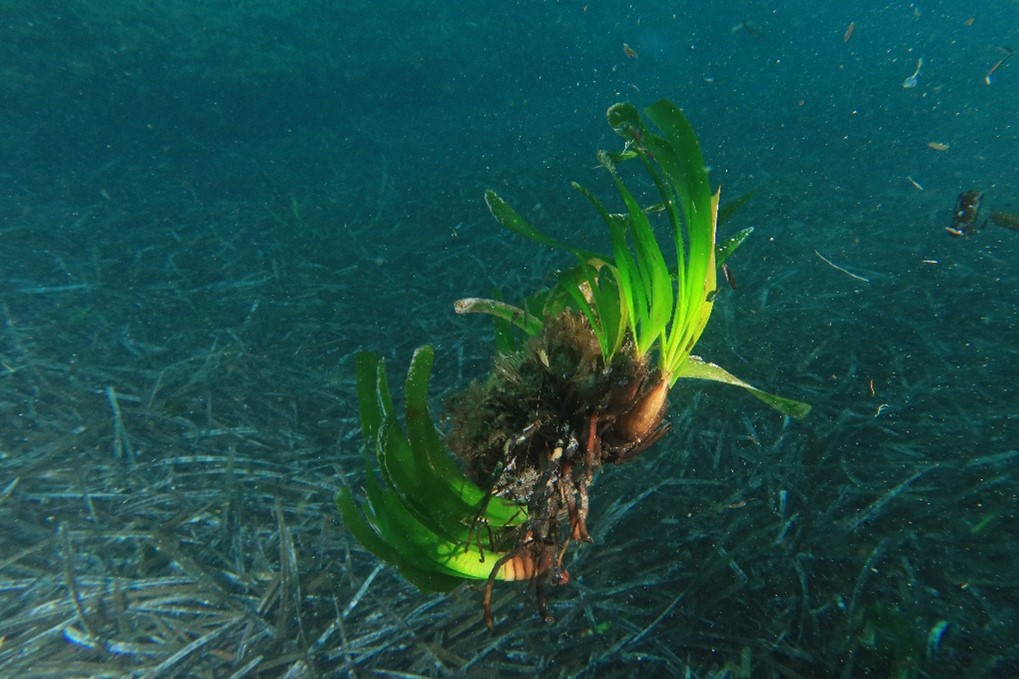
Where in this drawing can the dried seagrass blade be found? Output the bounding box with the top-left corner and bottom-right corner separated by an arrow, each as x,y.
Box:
338,348 -> 527,590
676,355 -> 812,419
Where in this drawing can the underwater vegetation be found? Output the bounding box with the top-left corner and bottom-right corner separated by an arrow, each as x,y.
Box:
338,99 -> 810,629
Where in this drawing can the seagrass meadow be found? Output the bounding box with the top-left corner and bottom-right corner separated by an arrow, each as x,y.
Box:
2,1 -> 1018,677
1,126 -> 1016,676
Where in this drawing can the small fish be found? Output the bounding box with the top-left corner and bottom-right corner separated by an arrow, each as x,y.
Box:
927,141 -> 950,151
623,43 -> 638,59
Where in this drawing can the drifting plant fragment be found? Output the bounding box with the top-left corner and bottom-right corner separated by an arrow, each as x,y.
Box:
338,99 -> 810,629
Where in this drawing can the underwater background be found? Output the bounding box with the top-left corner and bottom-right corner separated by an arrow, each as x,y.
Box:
1,1 -> 1017,676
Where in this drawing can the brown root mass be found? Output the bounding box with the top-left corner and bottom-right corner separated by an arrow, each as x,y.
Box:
446,310 -> 670,494
444,310 -> 672,625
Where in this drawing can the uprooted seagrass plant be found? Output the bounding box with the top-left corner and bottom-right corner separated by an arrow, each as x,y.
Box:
337,99 -> 810,629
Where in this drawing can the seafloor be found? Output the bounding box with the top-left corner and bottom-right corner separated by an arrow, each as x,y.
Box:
3,136 -> 1017,678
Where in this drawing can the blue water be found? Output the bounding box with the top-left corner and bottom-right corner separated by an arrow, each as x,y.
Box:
1,1 -> 1017,676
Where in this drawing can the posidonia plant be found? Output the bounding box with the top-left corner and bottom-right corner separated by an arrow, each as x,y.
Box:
338,99 -> 810,629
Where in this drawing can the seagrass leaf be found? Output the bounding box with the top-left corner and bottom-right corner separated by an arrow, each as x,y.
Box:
557,261 -> 627,361
339,348 -> 529,592
453,297 -> 544,337
403,346 -> 525,528
373,356 -> 518,543
572,181 -> 642,354
717,190 -> 757,226
717,227 -> 754,267
484,189 -> 598,262
360,465 -> 508,586
336,489 -> 464,592
355,352 -> 382,446
484,189 -> 565,250
676,356 -> 812,419
604,164 -> 672,356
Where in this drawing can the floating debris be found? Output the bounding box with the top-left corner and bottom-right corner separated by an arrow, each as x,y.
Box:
927,620 -> 951,658
945,190 -> 984,237
731,20 -> 765,40
990,210 -> 1019,233
985,46 -> 1012,85
902,57 -> 923,88
814,250 -> 870,283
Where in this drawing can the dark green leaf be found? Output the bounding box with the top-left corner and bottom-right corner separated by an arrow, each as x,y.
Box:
717,190 -> 757,226
716,227 -> 754,267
